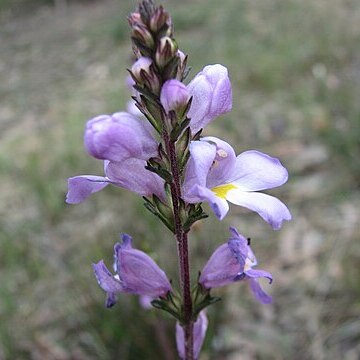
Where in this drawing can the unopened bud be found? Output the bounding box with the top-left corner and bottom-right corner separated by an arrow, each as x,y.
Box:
176,49 -> 187,80
177,50 -> 186,65
128,12 -> 143,26
131,57 -> 160,93
131,57 -> 153,82
150,6 -> 171,35
160,80 -> 189,115
155,36 -> 178,68
132,23 -> 154,48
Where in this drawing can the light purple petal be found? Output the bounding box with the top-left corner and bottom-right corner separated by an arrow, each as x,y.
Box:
206,67 -> 232,118
92,260 -> 124,294
139,295 -> 153,310
176,311 -> 208,359
105,293 -> 117,308
187,185 -> 229,220
245,269 -> 273,283
66,175 -> 109,204
231,150 -> 289,191
105,158 -> 165,199
226,190 -> 292,230
248,277 -> 272,304
201,137 -> 237,188
188,64 -> 232,133
187,73 -> 212,133
115,239 -> 172,297
199,243 -> 241,288
84,112 -> 158,162
160,80 -> 189,113
183,141 -> 216,198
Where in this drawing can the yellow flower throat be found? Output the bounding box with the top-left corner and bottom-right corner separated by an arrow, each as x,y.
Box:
211,184 -> 237,199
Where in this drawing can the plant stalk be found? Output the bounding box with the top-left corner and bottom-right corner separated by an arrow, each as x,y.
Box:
163,126 -> 194,359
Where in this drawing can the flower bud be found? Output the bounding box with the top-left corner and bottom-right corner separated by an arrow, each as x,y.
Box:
176,311 -> 208,359
177,49 -> 186,66
155,36 -> 178,68
131,57 -> 160,93
128,11 -> 143,26
132,23 -> 154,48
131,57 -> 152,81
160,80 -> 189,114
150,6 -> 172,35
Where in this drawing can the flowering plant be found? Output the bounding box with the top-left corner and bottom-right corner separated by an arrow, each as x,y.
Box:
66,1 -> 291,358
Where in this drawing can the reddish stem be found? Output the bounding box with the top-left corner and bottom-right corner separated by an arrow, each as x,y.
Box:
162,127 -> 194,359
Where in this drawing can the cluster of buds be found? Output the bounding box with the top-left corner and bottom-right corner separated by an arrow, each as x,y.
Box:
66,1 -> 291,358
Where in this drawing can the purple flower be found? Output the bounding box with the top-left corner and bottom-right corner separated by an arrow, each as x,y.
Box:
187,64 -> 232,133
160,79 -> 189,113
66,112 -> 165,204
199,227 -> 273,304
93,234 -> 172,307
84,112 -> 158,162
183,136 -> 291,230
176,311 -> 208,359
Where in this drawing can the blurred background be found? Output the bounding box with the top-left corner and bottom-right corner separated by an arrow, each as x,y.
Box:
1,0 -> 359,359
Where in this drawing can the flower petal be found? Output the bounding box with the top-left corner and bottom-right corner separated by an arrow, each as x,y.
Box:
186,185 -> 229,220
183,141 -> 216,197
248,277 -> 272,304
231,150 -> 289,191
199,243 -> 241,288
188,64 -> 232,133
226,189 -> 291,230
176,311 -> 208,359
66,175 -> 109,204
105,158 -> 165,199
187,73 -> 212,133
115,237 -> 172,297
92,260 -> 124,294
245,269 -> 273,284
201,136 -> 237,188
85,112 -> 158,162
